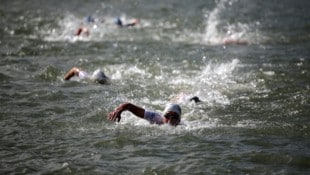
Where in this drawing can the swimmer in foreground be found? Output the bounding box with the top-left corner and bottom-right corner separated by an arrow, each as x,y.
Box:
108,103 -> 182,126
114,17 -> 139,27
64,67 -> 110,84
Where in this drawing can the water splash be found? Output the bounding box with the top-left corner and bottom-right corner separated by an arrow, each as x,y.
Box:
107,58 -> 262,131
170,59 -> 241,106
203,0 -> 262,45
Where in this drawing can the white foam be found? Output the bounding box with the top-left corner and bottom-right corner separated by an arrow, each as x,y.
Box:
262,71 -> 275,76
109,64 -> 152,81
203,0 -> 263,45
113,113 -> 261,134
169,59 -> 241,106
74,57 -> 262,133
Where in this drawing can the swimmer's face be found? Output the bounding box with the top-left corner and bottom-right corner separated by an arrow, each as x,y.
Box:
164,111 -> 180,126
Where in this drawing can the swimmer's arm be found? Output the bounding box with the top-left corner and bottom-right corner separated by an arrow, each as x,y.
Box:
75,28 -> 82,36
108,103 -> 145,122
125,19 -> 139,27
64,67 -> 80,80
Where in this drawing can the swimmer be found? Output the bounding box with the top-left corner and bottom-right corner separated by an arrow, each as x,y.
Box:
86,15 -> 95,23
75,26 -> 90,36
64,67 -> 110,84
108,103 -> 182,126
85,15 -> 105,23
114,17 -> 139,27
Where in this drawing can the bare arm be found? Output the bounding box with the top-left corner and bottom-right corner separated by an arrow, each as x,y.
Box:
108,103 -> 145,122
125,19 -> 139,27
64,67 -> 80,80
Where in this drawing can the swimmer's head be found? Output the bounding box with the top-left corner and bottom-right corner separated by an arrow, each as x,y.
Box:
86,15 -> 95,23
163,104 -> 181,126
91,69 -> 109,84
114,17 -> 123,27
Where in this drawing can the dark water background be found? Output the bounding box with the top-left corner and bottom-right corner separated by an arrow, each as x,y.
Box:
1,0 -> 310,174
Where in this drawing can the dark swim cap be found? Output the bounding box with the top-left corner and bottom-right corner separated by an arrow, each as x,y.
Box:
114,17 -> 123,26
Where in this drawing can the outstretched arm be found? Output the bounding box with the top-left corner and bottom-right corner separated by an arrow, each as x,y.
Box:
64,67 -> 80,80
125,19 -> 139,27
108,103 -> 145,122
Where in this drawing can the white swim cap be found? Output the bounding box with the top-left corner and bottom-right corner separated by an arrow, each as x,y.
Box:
91,69 -> 109,84
163,103 -> 182,117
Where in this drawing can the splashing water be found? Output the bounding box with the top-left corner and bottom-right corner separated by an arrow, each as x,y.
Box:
112,58 -> 260,131
203,0 -> 263,45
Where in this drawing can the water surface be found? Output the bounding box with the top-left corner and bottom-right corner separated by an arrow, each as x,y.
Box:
0,0 -> 309,174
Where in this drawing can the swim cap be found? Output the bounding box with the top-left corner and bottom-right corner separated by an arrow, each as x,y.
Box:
114,17 -> 123,26
91,69 -> 109,84
163,104 -> 182,117
86,15 -> 95,23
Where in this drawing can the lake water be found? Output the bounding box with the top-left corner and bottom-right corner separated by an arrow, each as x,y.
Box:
0,0 -> 309,174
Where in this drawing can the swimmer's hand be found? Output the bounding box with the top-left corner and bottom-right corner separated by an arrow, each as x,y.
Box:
189,96 -> 202,103
108,109 -> 122,122
108,103 -> 145,123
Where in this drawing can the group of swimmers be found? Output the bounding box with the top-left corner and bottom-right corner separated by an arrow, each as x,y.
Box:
74,15 -> 140,36
74,15 -> 248,46
69,15 -> 193,127
64,67 -> 201,127
68,14 -> 248,127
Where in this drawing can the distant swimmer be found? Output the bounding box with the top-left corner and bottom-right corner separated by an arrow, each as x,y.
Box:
74,26 -> 90,36
64,67 -> 110,84
114,16 -> 139,27
86,15 -> 95,23
108,103 -> 182,126
85,15 -> 105,23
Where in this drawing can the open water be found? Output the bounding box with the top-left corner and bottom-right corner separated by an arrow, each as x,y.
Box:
1,0 -> 310,174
